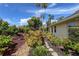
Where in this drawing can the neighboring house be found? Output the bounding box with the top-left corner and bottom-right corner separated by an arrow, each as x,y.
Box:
51,13 -> 79,39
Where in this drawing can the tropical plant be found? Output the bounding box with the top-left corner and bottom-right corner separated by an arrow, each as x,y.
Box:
0,35 -> 11,55
58,16 -> 65,20
0,19 -> 9,35
74,43 -> 79,53
69,26 -> 79,42
35,3 -> 49,31
6,25 -> 19,35
35,3 -> 48,9
0,35 -> 11,47
27,17 -> 42,30
46,14 -> 54,32
25,30 -> 43,47
32,46 -> 49,56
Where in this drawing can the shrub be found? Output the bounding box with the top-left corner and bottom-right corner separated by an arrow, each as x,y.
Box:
25,30 -> 43,47
0,35 -> 11,47
0,35 -> 11,55
0,48 -> 6,55
69,26 -> 79,42
27,17 -> 42,30
33,40 -> 43,47
63,39 -> 75,50
32,46 -> 49,56
52,38 -> 64,46
45,32 -> 54,41
74,43 -> 79,53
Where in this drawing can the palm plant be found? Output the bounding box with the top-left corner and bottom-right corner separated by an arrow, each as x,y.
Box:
34,3 -> 48,32
47,14 -> 54,32
35,3 -> 48,9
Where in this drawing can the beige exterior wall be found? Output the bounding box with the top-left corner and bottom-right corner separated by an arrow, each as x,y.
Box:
75,20 -> 79,26
53,22 -> 68,39
52,19 -> 79,39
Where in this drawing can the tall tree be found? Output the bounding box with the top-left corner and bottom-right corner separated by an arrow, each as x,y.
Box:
35,3 -> 48,22
0,18 -> 3,25
47,14 -> 54,32
35,3 -> 48,32
27,17 -> 42,30
35,3 -> 48,9
58,16 -> 65,20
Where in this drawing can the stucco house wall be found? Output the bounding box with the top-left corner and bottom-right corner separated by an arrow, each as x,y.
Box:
52,19 -> 79,39
75,20 -> 79,26
53,22 -> 68,39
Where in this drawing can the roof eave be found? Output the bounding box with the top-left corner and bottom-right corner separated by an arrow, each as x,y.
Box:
51,13 -> 79,26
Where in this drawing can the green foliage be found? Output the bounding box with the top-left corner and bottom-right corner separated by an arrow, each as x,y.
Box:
18,25 -> 30,33
74,43 -> 79,53
69,26 -> 79,42
0,35 -> 11,55
63,39 -> 76,50
35,3 -> 48,9
32,46 -> 49,56
52,38 -> 63,46
0,19 -> 19,35
0,48 -> 6,55
25,30 -> 43,47
58,16 -> 65,20
46,14 -> 54,32
45,32 -> 63,46
27,17 -> 42,30
1,21 -> 9,30
7,25 -> 19,35
0,19 -> 9,35
0,35 -> 11,47
45,32 -> 54,41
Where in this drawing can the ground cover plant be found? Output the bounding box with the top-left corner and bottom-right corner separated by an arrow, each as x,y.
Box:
32,45 -> 49,56
0,35 -> 11,55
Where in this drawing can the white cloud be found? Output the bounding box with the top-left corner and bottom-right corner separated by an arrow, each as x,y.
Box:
3,18 -> 12,24
47,3 -> 56,8
23,4 -> 79,26
26,4 -> 79,16
43,22 -> 46,25
19,17 -> 31,26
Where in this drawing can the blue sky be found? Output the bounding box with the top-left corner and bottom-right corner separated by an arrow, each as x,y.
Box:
0,3 -> 79,26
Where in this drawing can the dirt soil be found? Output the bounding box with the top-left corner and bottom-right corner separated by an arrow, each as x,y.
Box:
3,33 -> 30,56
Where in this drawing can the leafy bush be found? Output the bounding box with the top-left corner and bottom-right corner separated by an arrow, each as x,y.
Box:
69,26 -> 79,42
32,46 -> 49,56
0,18 -> 19,35
0,35 -> 11,55
27,17 -> 42,30
0,48 -> 6,55
0,35 -> 11,47
45,32 -> 54,41
52,38 -> 64,46
6,25 -> 19,35
25,30 -> 43,47
74,43 -> 79,53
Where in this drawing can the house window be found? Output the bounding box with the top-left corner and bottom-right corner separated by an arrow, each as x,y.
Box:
54,26 -> 56,33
